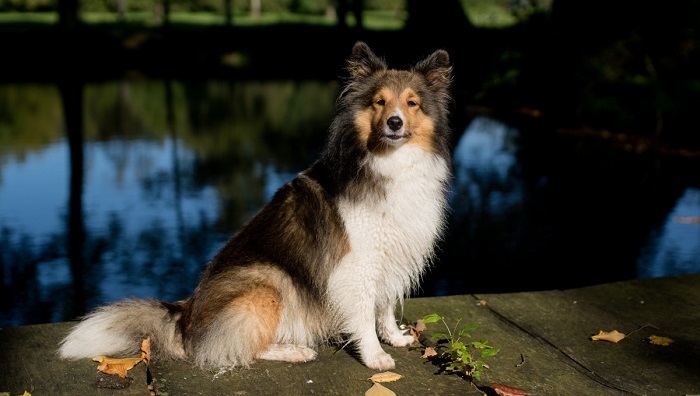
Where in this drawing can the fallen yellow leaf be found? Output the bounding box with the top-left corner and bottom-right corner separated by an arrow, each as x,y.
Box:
93,355 -> 144,378
365,383 -> 396,396
491,382 -> 529,396
590,330 -> 626,343
408,319 -> 426,342
141,337 -> 151,363
93,337 -> 151,378
647,335 -> 673,346
422,346 -> 438,359
413,319 -> 427,332
368,371 -> 403,383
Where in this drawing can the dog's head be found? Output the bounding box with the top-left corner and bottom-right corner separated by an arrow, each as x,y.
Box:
341,41 -> 453,154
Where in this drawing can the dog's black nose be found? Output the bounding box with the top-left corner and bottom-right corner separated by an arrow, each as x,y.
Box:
387,116 -> 403,131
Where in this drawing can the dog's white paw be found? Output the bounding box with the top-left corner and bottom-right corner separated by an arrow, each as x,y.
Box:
385,333 -> 416,348
289,346 -> 318,362
362,350 -> 396,371
257,344 -> 318,363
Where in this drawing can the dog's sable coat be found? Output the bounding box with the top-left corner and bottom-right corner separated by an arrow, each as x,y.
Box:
59,41 -> 453,371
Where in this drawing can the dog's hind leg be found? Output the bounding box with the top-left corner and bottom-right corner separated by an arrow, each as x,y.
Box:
190,284 -> 283,368
256,344 -> 318,363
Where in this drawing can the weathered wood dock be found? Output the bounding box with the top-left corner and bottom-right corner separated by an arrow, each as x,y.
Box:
2,274 -> 699,395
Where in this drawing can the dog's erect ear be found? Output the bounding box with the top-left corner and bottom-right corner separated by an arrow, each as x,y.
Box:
413,49 -> 453,91
347,41 -> 387,80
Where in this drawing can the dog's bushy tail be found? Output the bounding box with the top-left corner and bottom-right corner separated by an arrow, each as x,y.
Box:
58,298 -> 186,361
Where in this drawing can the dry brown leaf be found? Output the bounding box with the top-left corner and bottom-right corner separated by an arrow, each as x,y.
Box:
422,346 -> 438,359
491,383 -> 529,396
93,355 -> 144,378
407,326 -> 420,342
141,337 -> 151,363
407,319 -> 426,342
365,383 -> 396,396
93,337 -> 151,378
368,371 -> 403,383
647,335 -> 674,346
413,319 -> 426,332
590,330 -> 626,343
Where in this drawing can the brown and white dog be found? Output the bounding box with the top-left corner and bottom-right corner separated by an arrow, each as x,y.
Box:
59,41 -> 453,371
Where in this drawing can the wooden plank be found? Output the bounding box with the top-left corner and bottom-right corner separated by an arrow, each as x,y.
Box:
476,274 -> 700,395
404,294 -> 624,396
0,322 -> 148,395
0,322 -> 474,395
1,275 -> 698,395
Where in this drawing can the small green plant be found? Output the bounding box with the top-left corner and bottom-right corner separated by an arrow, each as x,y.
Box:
423,313 -> 499,382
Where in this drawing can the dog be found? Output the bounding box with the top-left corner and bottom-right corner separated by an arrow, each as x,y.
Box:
59,41 -> 453,371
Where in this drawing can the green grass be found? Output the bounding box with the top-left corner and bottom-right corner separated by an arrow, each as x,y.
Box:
81,10 -> 408,29
0,11 -> 57,24
0,10 -> 407,29
0,4 -> 520,30
463,3 -> 517,27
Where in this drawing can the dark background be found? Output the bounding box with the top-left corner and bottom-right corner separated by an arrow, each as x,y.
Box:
3,0 -> 700,155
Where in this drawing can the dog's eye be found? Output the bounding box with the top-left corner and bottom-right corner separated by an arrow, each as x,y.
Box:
407,100 -> 418,107
375,99 -> 385,106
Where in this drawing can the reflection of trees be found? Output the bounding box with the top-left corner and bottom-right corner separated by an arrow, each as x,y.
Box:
79,79 -> 337,230
86,79 -> 337,230
0,78 -> 342,326
429,117 -> 533,295
84,81 -> 168,141
0,225 -> 70,326
638,188 -> 700,278
0,85 -> 64,167
429,115 -> 688,296
59,79 -> 87,320
165,79 -> 186,255
0,208 -> 223,326
177,80 -> 337,229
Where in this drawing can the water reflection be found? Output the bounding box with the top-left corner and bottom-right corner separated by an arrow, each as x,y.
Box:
0,80 -> 699,327
449,116 -> 522,224
639,187 -> 700,278
0,79 -> 337,326
422,115 -> 700,296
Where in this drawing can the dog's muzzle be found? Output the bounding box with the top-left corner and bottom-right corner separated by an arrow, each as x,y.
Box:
383,116 -> 409,142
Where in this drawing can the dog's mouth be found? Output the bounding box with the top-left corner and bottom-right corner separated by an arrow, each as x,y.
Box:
381,130 -> 411,143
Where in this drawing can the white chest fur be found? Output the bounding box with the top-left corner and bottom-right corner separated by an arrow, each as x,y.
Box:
333,145 -> 450,302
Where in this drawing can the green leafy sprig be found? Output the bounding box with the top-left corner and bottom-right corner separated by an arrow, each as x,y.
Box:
423,313 -> 499,381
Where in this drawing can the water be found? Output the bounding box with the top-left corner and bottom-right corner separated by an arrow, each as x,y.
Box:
1,79 -> 698,327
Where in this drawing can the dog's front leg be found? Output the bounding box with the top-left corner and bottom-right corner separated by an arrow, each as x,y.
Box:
377,300 -> 415,347
329,267 -> 397,370
346,302 -> 397,370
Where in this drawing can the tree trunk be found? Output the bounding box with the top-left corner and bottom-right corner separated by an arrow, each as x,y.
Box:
57,0 -> 80,31
405,0 -> 473,34
224,0 -> 233,27
251,0 -> 261,20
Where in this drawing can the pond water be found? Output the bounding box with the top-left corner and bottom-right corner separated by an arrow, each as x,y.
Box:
1,79 -> 699,327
